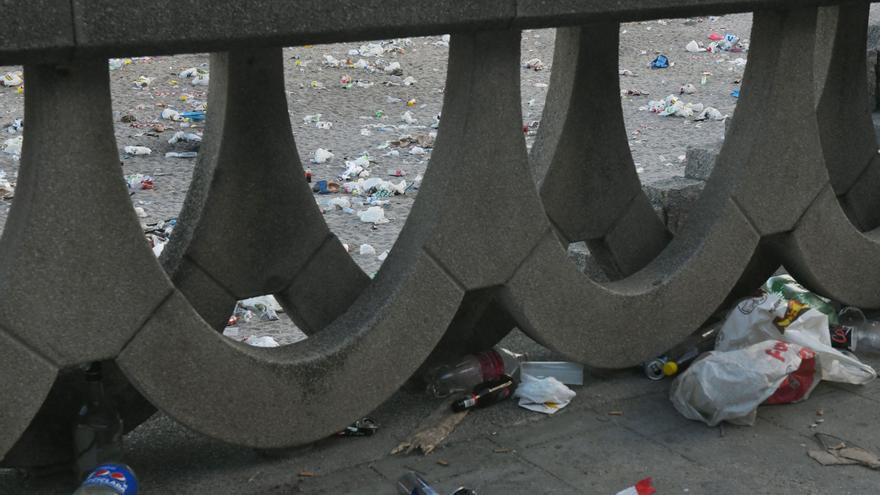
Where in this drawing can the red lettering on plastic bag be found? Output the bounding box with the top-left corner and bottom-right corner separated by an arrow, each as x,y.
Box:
765,348 -> 817,405
765,341 -> 789,362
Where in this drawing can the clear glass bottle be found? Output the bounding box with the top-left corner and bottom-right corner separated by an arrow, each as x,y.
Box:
426,347 -> 527,398
73,363 -> 124,478
834,307 -> 880,354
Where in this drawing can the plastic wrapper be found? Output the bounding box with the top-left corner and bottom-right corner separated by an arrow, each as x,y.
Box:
513,373 -> 576,415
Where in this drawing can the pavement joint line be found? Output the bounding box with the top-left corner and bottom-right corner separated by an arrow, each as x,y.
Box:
482,432 -> 585,492
615,419 -> 707,468
825,382 -> 880,405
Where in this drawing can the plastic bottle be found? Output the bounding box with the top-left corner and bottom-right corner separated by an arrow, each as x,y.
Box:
832,307 -> 880,354
73,363 -> 124,477
642,325 -> 719,380
74,463 -> 138,494
426,347 -> 527,398
451,375 -> 516,412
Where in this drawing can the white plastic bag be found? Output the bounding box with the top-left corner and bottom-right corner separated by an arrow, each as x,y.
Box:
685,40 -> 704,53
312,148 -> 334,164
513,373 -> 576,415
670,340 -> 819,426
717,292 -> 876,385
358,207 -> 389,225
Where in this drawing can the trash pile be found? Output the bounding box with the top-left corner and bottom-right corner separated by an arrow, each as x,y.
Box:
388,347 -> 584,460
644,94 -> 726,121
178,67 -> 210,86
321,39 -> 413,77
125,173 -> 155,190
232,295 -> 282,323
664,275 -> 877,427
143,218 -> 175,256
685,33 -> 748,54
221,295 -> 290,349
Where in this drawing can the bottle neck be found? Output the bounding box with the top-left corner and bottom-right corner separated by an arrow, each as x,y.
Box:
87,379 -> 105,407
84,362 -> 106,407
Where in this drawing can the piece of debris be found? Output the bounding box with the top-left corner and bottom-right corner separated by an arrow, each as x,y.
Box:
336,417 -> 378,437
312,148 -> 334,164
244,336 -> 280,348
686,40 -> 704,53
2,71 -> 24,87
401,111 -> 417,125
124,146 -> 152,156
2,136 -> 23,158
650,55 -> 670,69
695,107 -> 726,121
391,402 -> 469,456
168,131 -> 202,144
358,206 -> 389,224
384,62 -> 403,76
615,478 -> 656,495
524,58 -> 545,71
809,433 -> 880,470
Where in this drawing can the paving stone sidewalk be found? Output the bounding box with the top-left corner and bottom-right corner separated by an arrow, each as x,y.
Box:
3,330 -> 880,494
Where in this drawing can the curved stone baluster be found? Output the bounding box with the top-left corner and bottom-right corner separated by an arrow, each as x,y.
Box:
451,21 -> 783,363
814,3 -> 877,216
0,60 -> 175,460
161,49 -> 514,376
160,49 -> 370,334
501,9 -> 840,368
531,23 -> 671,279
775,3 -> 880,308
114,29 -> 548,447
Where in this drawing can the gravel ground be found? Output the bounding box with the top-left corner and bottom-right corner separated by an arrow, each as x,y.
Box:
0,14 -> 753,346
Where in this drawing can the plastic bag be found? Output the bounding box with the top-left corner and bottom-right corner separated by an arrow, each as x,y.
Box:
685,40 -> 704,53
358,206 -> 389,225
312,148 -> 334,164
670,340 -> 819,426
513,373 -> 576,415
650,55 -> 670,69
716,292 -> 876,385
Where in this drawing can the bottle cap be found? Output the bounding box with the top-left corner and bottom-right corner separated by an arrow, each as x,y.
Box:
662,361 -> 679,377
